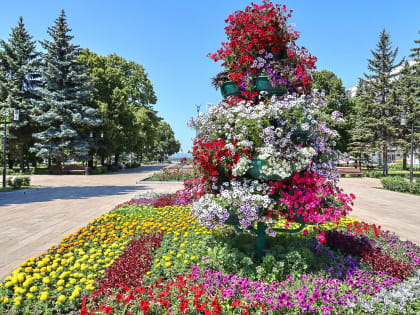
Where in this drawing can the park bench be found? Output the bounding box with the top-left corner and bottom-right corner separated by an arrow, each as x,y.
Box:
337,167 -> 362,177
49,165 -> 89,175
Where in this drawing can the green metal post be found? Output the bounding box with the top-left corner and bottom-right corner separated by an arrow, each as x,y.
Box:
256,221 -> 266,260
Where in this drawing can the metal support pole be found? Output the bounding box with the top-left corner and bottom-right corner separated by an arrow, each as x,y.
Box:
410,123 -> 414,183
3,121 -> 6,188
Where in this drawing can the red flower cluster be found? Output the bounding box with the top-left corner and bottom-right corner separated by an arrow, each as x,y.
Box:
82,274 -> 263,314
192,138 -> 252,193
91,233 -> 163,299
207,1 -> 317,93
346,220 -> 384,238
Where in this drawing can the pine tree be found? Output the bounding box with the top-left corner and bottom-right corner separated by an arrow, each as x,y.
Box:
30,10 -> 100,164
358,29 -> 404,176
0,17 -> 41,171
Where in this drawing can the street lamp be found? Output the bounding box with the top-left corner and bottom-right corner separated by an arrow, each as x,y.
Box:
90,131 -> 103,168
3,110 -> 19,188
401,113 -> 420,183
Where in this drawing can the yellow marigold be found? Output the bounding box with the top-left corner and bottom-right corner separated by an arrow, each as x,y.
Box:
13,296 -> 22,306
26,293 -> 33,299
57,286 -> 64,292
42,277 -> 50,284
165,262 -> 172,267
29,286 -> 37,293
57,295 -> 66,303
39,292 -> 48,301
3,297 -> 9,304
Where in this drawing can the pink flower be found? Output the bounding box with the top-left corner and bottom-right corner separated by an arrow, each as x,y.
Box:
316,232 -> 326,245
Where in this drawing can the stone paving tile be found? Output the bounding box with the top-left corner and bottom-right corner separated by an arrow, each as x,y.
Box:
0,165 -> 183,280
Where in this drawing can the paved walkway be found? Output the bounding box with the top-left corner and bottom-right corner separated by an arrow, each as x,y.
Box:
339,177 -> 420,245
0,165 -> 183,280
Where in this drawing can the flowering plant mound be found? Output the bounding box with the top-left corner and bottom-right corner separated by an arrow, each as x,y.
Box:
207,1 -> 317,95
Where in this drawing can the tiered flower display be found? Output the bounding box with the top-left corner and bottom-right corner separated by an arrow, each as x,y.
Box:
208,1 -> 317,96
189,1 -> 354,252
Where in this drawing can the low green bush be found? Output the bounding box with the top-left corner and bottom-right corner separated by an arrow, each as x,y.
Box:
6,176 -> 31,189
381,176 -> 420,195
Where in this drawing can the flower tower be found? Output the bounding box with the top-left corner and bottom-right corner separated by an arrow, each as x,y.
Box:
188,1 -> 354,259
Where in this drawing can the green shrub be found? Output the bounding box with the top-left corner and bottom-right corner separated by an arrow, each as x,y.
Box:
6,176 -> 31,189
381,176 -> 420,195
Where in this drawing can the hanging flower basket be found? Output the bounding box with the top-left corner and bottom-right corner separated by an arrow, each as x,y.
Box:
247,159 -> 282,180
221,81 -> 242,98
254,76 -> 288,96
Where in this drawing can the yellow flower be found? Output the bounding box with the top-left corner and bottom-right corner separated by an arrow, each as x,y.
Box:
184,260 -> 189,264
165,262 -> 172,267
173,237 -> 178,241
26,293 -> 33,299
29,286 -> 38,293
57,295 -> 66,303
3,297 -> 9,304
191,256 -> 196,261
57,286 -> 64,292
39,292 -> 49,301
146,271 -> 151,275
14,296 -> 22,306
42,277 -> 50,284
176,254 -> 182,258
4,281 -> 13,288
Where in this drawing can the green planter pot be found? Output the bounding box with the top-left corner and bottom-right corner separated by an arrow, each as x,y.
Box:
247,159 -> 283,180
221,81 -> 242,99
255,76 -> 288,96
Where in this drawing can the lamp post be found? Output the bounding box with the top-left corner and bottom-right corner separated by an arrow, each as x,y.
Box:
90,131 -> 103,168
2,110 -> 20,188
401,113 -> 420,183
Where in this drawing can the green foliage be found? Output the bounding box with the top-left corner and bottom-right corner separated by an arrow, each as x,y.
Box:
381,176 -> 420,195
78,49 -> 160,163
353,29 -> 405,175
30,10 -> 100,163
312,70 -> 354,152
6,176 -> 30,189
0,17 -> 41,172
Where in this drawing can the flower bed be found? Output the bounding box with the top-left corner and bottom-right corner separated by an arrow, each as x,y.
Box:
145,162 -> 196,182
1,196 -> 419,314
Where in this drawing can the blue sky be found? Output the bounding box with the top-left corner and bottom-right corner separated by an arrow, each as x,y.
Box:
0,0 -> 419,153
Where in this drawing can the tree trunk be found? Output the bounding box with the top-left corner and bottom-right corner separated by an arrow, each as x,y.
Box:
382,146 -> 388,176
403,153 -> 407,170
7,154 -> 13,169
114,153 -> 119,165
19,144 -> 24,173
100,155 -> 104,166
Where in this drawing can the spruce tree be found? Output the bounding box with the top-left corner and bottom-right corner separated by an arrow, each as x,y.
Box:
31,10 -> 100,165
358,29 -> 404,176
0,17 -> 41,171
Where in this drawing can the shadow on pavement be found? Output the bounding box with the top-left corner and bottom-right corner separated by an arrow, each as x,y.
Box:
0,185 -> 149,206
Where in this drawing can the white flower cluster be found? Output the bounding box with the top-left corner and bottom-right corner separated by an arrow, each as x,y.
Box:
257,144 -> 315,179
232,156 -> 251,176
191,179 -> 276,230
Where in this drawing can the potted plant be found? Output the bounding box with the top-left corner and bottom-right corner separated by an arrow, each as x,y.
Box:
207,1 -> 317,97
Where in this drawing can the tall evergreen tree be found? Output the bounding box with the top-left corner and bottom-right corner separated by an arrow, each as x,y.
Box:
0,17 -> 41,171
30,10 -> 100,165
358,29 -> 404,176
